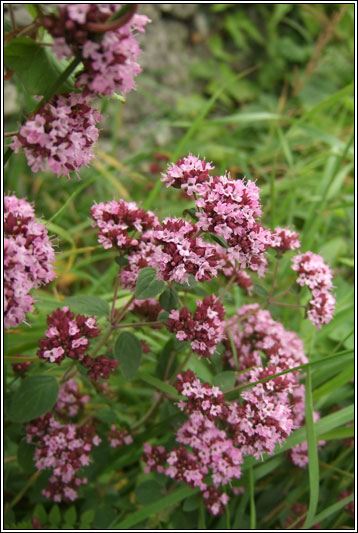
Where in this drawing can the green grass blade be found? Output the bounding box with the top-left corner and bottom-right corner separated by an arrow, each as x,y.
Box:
137,372 -> 180,400
39,219 -> 74,245
111,485 -> 198,529
47,176 -> 97,224
305,493 -> 354,529
319,426 -> 354,441
313,363 -> 354,403
248,467 -> 256,529
303,366 -> 320,528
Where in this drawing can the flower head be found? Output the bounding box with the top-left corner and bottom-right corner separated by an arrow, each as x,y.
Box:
11,93 -> 102,178
4,196 -> 56,329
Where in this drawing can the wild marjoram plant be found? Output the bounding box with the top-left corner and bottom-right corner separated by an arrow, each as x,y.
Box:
4,4 -> 352,529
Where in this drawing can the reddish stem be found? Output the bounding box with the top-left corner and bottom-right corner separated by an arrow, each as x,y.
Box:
84,4 -> 137,33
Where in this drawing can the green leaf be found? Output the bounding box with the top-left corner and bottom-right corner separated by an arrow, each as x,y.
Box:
17,440 -> 36,474
209,233 -> 229,249
135,480 -> 163,505
135,268 -> 164,300
115,255 -> 129,266
8,375 -> 59,423
182,208 -> 198,221
213,371 -> 236,391
253,283 -> 268,298
110,485 -> 198,529
49,505 -> 61,529
94,408 -> 118,425
114,332 -> 142,381
313,363 -> 354,404
64,295 -> 110,317
79,509 -> 94,529
63,507 -> 77,528
159,287 -> 179,312
137,372 -> 180,400
158,310 -> 170,323
319,426 -> 354,441
33,504 -> 47,525
183,495 -> 200,512
4,37 -> 75,95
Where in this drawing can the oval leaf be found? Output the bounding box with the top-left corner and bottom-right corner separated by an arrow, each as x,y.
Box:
135,267 -> 164,300
4,37 -> 75,95
17,440 -> 36,474
114,332 -> 142,381
159,287 -> 179,312
64,295 -> 110,317
8,375 -> 59,423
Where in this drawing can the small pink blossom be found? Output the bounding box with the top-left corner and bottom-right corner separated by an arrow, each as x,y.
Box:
4,196 -> 56,329
11,93 -> 102,178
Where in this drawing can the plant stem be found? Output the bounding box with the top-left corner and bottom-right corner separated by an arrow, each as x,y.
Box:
220,271 -> 237,300
9,472 -> 40,508
110,272 -> 122,323
115,320 -> 162,330
37,55 -> 82,110
163,350 -> 176,381
4,130 -> 18,138
115,295 -> 135,324
89,325 -> 113,358
8,4 -> 16,29
268,257 -> 281,300
169,351 -> 192,385
131,393 -> 163,432
60,363 -> 78,383
268,300 -> 307,309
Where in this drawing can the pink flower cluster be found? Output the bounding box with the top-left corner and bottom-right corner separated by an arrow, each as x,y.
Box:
195,175 -> 273,276
11,360 -> 31,378
291,251 -> 335,328
223,305 -> 325,467
108,425 -> 133,448
225,304 -> 308,376
44,4 -> 150,96
37,307 -> 118,381
152,218 -> 221,284
11,93 -> 102,178
55,379 -> 90,419
4,195 -> 56,329
226,366 -> 294,458
26,411 -> 101,502
90,199 -> 158,251
271,227 -> 301,253
37,307 -> 101,364
120,236 -> 160,290
143,367 -> 295,515
161,154 -> 214,196
82,354 -> 119,382
167,295 -> 225,358
175,369 -> 225,419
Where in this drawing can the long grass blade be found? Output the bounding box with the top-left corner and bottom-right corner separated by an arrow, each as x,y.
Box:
303,366 -> 320,528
